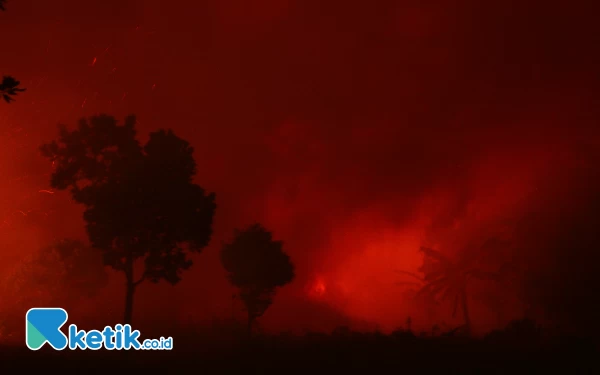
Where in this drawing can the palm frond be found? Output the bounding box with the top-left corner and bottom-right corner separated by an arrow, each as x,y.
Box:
423,269 -> 446,282
415,282 -> 435,298
416,277 -> 449,299
439,284 -> 457,301
419,246 -> 453,266
393,269 -> 424,281
395,281 -> 421,287
425,275 -> 449,289
429,282 -> 450,299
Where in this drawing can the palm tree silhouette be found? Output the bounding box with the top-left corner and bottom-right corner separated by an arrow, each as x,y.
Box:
397,238 -> 509,334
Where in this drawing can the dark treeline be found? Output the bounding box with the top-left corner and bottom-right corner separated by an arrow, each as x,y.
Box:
0,113 -> 592,373
37,114 -> 299,335
0,114 -> 597,341
2,319 -> 598,372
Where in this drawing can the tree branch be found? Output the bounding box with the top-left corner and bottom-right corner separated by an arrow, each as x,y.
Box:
133,276 -> 145,287
394,269 -> 424,281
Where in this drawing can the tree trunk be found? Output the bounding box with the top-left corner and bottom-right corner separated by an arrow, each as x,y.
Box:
461,288 -> 471,335
124,253 -> 136,325
124,279 -> 135,325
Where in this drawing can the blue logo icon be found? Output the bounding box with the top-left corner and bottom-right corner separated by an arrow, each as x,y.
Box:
26,308 -> 69,350
25,307 -> 173,351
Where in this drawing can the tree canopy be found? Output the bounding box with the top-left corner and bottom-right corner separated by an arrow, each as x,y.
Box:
221,224 -> 295,333
40,114 -> 217,323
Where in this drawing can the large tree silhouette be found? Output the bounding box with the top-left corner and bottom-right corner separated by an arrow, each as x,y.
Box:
221,224 -> 295,334
0,239 -> 108,337
40,115 -> 216,324
1,2 -> 26,103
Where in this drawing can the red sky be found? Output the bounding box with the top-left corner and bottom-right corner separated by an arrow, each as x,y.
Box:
1,0 -> 599,335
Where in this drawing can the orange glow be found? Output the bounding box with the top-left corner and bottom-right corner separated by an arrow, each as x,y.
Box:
307,277 -> 327,298
0,0 -> 597,337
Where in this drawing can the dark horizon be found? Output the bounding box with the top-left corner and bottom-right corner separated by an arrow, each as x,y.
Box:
1,0 -> 600,348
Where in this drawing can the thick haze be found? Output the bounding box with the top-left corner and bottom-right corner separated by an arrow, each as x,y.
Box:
1,0 -> 599,335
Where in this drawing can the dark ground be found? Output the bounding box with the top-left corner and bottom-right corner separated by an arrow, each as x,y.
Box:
2,320 -> 598,373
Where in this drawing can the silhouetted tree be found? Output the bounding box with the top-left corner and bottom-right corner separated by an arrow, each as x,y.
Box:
39,115 -> 216,324
221,224 -> 295,335
399,239 -> 509,335
394,270 -> 441,327
0,239 -> 108,336
1,2 -> 26,103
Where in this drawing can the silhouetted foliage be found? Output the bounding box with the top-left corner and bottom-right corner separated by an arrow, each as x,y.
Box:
397,238 -> 510,334
1,4 -> 26,103
39,115 -> 216,324
221,224 -> 295,334
394,270 -> 442,327
0,76 -> 25,103
2,318 -> 597,372
0,239 -> 108,337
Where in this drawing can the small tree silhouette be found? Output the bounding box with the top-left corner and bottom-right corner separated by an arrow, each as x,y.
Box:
1,3 -> 27,103
40,115 -> 216,324
220,224 -> 295,335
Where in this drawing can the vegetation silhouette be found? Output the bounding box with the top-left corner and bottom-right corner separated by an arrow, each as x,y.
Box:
0,239 -> 108,337
397,238 -> 510,335
221,224 -> 295,335
0,76 -> 25,103
0,2 -> 26,103
1,318 -> 597,372
40,115 -> 216,324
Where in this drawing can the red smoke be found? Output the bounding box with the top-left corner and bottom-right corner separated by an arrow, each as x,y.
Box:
0,0 -> 599,337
